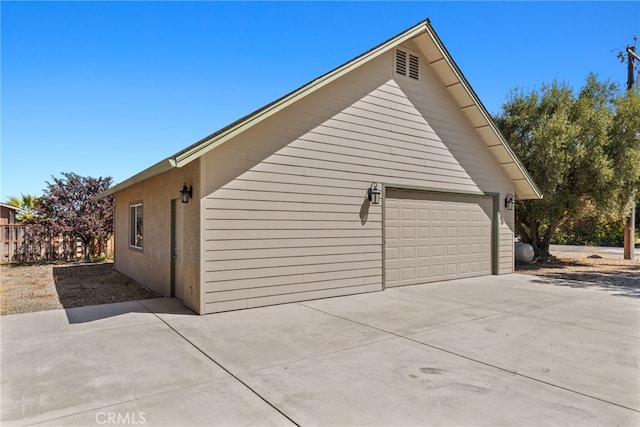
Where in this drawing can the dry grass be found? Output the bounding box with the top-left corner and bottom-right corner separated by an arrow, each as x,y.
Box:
516,256 -> 640,289
0,262 -> 159,316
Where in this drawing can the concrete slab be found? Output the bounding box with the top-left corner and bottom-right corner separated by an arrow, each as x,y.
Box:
242,337 -> 636,426
300,288 -> 500,336
31,378 -> 295,426
166,303 -> 391,373
393,274 -> 583,313
0,300 -> 157,342
410,312 -> 640,411
389,274 -> 640,337
0,299 -> 288,426
2,275 -> 639,426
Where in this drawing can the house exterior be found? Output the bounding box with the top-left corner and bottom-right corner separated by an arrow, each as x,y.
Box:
1,203 -> 25,262
101,19 -> 541,315
0,203 -> 21,225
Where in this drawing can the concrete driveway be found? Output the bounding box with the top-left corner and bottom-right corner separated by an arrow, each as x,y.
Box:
2,274 -> 639,426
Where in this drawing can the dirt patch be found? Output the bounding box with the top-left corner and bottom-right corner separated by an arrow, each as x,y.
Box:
1,262 -> 159,316
516,256 -> 640,289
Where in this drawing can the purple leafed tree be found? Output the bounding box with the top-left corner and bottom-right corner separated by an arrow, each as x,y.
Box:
39,172 -> 114,262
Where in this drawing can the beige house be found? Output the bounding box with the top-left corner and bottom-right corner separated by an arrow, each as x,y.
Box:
101,19 -> 541,315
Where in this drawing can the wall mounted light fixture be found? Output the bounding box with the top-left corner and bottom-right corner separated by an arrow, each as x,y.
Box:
180,183 -> 193,204
368,182 -> 381,205
504,194 -> 515,211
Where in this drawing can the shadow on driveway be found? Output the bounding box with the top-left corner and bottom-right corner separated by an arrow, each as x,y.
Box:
63,298 -> 196,324
528,276 -> 640,299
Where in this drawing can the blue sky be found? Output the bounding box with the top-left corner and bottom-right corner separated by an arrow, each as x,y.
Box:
2,1 -> 639,200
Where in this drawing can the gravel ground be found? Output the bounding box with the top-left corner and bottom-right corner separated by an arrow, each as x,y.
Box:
516,256 -> 640,289
0,262 -> 159,316
1,257 -> 638,316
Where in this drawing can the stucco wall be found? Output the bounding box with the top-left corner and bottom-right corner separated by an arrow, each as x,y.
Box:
114,159 -> 201,313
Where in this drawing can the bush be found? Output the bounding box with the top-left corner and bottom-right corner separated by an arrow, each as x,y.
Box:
552,216 -> 626,246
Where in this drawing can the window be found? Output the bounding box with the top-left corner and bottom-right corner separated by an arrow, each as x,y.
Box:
129,203 -> 143,249
395,48 -> 419,80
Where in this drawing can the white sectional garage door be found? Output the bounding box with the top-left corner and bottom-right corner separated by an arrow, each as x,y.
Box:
385,189 -> 493,288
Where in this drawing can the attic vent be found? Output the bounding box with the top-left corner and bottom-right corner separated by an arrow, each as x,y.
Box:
395,49 -> 419,80
396,49 -> 407,76
408,54 -> 419,80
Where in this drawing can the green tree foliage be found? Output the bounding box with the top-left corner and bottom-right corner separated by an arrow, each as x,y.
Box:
494,74 -> 640,258
37,172 -> 114,262
6,194 -> 41,222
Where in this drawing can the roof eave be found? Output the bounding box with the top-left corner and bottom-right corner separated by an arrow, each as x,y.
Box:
172,21 -> 431,168
100,20 -> 433,195
418,21 -> 542,200
100,18 -> 542,201
95,158 -> 176,199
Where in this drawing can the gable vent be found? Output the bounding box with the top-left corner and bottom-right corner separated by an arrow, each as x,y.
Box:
408,53 -> 419,79
395,49 -> 419,80
396,49 -> 407,76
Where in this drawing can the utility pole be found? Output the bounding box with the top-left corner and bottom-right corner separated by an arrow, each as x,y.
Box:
622,37 -> 638,260
625,37 -> 639,91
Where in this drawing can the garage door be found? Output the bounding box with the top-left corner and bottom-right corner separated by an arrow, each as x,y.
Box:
385,189 -> 493,288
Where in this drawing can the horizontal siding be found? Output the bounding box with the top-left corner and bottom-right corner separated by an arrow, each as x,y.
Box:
202,45 -> 514,313
205,228 -> 380,240
206,275 -> 380,303
205,259 -> 380,283
498,213 -> 515,274
205,267 -> 381,294
205,237 -> 381,251
206,252 -> 380,273
204,283 -> 381,313
206,244 -> 380,261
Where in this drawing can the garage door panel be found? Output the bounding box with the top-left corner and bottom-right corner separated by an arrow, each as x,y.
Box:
386,269 -> 398,283
386,247 -> 399,261
386,226 -> 399,239
402,208 -> 415,220
387,206 -> 399,220
402,227 -> 415,239
385,189 -> 492,288
402,246 -> 415,259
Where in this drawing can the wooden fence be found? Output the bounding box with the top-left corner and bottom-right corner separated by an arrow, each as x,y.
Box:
0,225 -> 113,263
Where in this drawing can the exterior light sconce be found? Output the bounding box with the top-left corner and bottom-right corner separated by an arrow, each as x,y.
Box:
505,194 -> 515,211
180,183 -> 193,204
368,183 -> 381,205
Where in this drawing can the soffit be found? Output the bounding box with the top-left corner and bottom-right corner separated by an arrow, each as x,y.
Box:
412,30 -> 542,200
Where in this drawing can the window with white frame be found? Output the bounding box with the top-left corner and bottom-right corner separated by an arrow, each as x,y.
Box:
129,203 -> 143,249
395,48 -> 419,80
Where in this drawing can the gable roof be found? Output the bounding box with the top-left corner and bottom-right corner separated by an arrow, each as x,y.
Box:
101,19 -> 542,200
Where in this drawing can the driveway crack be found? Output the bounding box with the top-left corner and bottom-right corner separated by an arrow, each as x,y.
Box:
300,303 -> 640,414
149,312 -> 301,427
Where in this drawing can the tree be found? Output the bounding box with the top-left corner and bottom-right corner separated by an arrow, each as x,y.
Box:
494,74 -> 640,259
6,194 -> 40,222
38,172 -> 114,262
